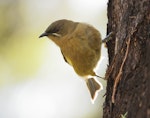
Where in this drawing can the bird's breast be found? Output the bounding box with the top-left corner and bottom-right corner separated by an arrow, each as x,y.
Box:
59,37 -> 100,76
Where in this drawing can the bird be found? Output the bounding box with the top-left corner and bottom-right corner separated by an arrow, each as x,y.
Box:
39,19 -> 104,102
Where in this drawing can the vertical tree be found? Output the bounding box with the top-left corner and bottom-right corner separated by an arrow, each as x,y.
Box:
103,0 -> 150,118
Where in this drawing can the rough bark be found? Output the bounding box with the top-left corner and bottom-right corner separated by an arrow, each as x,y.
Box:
103,0 -> 150,118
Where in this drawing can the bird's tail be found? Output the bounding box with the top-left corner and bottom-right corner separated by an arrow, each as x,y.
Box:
86,78 -> 102,103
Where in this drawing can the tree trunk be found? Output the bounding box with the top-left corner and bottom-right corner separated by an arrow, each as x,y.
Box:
103,0 -> 150,118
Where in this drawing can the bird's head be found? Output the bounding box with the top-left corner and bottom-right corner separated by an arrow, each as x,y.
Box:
39,19 -> 77,39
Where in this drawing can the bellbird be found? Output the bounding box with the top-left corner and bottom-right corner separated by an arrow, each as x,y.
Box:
39,19 -> 105,102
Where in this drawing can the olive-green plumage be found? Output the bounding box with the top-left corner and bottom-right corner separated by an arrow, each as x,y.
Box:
39,19 -> 102,101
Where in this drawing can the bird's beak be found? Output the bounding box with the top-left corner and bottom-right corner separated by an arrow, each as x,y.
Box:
39,32 -> 48,38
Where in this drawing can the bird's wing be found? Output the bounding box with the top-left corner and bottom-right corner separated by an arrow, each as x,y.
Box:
86,25 -> 101,51
61,50 -> 69,64
61,50 -> 73,66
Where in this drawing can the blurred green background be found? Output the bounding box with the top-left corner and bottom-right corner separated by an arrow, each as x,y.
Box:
0,0 -> 108,118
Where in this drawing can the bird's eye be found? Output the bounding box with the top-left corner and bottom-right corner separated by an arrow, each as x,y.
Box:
52,33 -> 61,37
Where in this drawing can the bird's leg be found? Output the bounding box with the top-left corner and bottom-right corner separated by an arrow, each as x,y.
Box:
102,32 -> 114,43
95,74 -> 104,79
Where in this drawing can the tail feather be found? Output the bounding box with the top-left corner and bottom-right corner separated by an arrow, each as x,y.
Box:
86,78 -> 101,101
